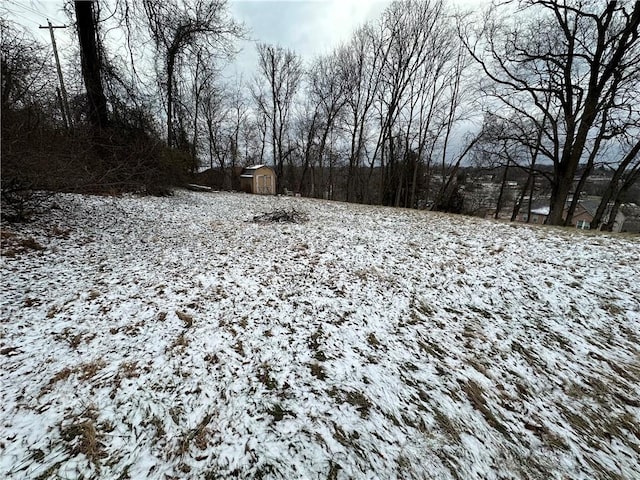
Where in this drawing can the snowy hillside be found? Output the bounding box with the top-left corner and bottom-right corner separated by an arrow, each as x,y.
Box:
1,190 -> 639,480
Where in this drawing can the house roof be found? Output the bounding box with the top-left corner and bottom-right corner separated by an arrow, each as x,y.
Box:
620,203 -> 640,218
577,199 -> 600,217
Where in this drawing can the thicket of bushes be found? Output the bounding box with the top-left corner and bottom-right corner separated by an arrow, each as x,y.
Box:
1,19 -> 192,222
2,108 -> 191,222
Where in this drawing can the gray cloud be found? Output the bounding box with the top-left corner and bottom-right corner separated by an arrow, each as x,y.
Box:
226,0 -> 389,79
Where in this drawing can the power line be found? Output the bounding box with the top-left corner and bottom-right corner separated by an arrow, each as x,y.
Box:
5,0 -> 67,26
4,9 -> 41,26
7,0 -> 66,23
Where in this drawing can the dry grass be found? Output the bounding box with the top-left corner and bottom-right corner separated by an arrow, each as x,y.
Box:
432,407 -> 460,441
78,359 -> 107,381
1,346 -> 21,356
60,406 -> 107,468
170,332 -> 190,352
146,415 -> 166,440
43,367 -> 73,392
328,387 -> 372,418
176,310 -> 194,328
176,413 -> 214,456
87,289 -> 101,300
1,230 -> 45,257
4,191 -> 639,480
460,379 -> 511,439
49,225 -> 71,238
309,362 -> 327,380
268,404 -> 293,422
109,320 -> 146,336
326,461 -> 341,480
232,339 -> 245,357
366,332 -> 380,347
40,359 -> 107,398
53,328 -> 97,349
257,363 -> 278,390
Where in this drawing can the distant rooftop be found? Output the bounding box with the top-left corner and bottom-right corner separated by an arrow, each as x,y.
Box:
530,207 -> 550,216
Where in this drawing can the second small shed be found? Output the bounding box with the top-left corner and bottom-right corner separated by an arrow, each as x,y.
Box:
239,165 -> 276,195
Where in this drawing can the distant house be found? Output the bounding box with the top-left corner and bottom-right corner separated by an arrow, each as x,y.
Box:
515,206 -> 549,224
513,198 -> 633,232
571,199 -> 626,231
239,165 -> 276,195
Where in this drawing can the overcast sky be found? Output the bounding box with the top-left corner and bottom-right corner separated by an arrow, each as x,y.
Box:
233,0 -> 389,55
4,0 -> 388,72
4,0 -> 487,79
227,0 -> 389,79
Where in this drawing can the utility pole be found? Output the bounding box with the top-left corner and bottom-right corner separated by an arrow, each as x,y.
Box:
40,20 -> 72,128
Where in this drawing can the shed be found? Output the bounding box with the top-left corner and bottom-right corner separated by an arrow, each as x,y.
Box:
239,165 -> 276,195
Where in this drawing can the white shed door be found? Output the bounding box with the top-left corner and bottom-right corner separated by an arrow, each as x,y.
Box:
257,175 -> 272,194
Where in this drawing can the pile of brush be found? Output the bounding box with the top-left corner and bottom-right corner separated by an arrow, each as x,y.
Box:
252,208 -> 309,224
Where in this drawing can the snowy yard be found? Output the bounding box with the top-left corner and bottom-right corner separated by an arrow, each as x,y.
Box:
1,190 -> 639,480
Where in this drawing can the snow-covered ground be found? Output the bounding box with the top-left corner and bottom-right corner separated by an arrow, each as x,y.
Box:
1,190 -> 639,480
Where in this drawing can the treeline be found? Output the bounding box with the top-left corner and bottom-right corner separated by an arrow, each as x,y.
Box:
2,0 -> 244,221
2,0 -> 639,228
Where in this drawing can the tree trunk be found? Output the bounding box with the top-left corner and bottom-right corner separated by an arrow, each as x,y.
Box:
511,169 -> 532,221
564,163 -> 592,226
602,198 -> 622,232
74,0 -> 107,129
346,116 -> 359,203
494,161 -> 509,220
165,49 -> 179,148
603,167 -> 640,231
547,165 -> 572,224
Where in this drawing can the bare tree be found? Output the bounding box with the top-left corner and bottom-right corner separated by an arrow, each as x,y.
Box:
201,80 -> 229,187
334,0 -> 475,209
1,20 -> 52,113
74,0 -> 108,129
461,1 -> 640,225
338,24 -> 386,203
295,53 -> 349,197
142,0 -> 243,147
470,108 -> 554,221
225,82 -> 249,186
186,50 -> 211,173
254,43 -> 302,190
375,0 -> 442,206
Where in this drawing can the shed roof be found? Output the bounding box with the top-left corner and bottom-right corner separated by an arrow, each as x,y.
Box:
240,165 -> 274,178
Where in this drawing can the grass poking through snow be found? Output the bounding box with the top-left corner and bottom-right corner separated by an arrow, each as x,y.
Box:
1,190 -> 639,479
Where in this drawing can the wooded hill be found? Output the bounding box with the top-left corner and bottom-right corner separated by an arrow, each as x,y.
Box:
2,1 -> 639,229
